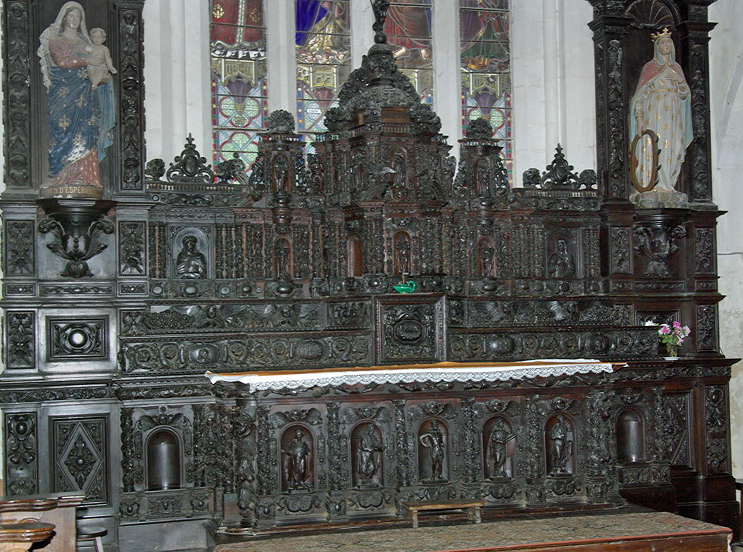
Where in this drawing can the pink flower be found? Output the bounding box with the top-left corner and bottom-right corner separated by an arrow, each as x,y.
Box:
673,321 -> 682,329
659,324 -> 670,335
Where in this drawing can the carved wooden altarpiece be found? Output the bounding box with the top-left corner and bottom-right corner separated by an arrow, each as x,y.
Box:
0,0 -> 737,550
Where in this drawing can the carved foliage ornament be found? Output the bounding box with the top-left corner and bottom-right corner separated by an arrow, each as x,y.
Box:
151,135 -> 214,184
119,8 -> 145,190
7,311 -> 35,369
4,2 -> 31,188
523,145 -> 596,191
5,414 -> 37,495
6,221 -> 35,275
633,224 -> 686,278
37,201 -> 116,279
119,222 -> 146,275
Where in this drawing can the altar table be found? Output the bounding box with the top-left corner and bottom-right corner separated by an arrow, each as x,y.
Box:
213,511 -> 732,552
206,359 -> 616,391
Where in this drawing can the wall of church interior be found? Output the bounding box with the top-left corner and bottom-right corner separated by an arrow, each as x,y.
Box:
2,0 -> 743,550
709,0 -> 743,482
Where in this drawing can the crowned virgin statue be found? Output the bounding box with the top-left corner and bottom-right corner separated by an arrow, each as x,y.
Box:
38,2 -> 116,198
629,28 -> 692,208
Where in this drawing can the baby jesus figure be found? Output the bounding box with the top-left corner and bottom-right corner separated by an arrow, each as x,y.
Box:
86,27 -> 117,89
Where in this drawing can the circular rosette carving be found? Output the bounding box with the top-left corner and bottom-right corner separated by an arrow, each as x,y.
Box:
54,323 -> 102,355
227,341 -> 249,364
160,343 -> 180,366
271,340 -> 291,359
125,343 -> 159,371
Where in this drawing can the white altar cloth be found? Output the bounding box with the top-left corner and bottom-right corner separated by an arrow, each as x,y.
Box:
206,359 -> 617,392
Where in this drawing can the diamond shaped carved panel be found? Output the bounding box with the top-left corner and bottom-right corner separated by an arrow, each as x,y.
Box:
52,417 -> 107,504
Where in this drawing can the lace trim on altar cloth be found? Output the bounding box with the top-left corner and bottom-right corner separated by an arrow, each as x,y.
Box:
205,359 -> 618,392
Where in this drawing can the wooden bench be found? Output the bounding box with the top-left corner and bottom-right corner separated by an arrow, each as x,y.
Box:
405,499 -> 484,528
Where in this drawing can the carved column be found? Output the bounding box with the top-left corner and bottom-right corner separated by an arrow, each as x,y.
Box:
587,3 -> 632,203
589,3 -> 636,298
676,1 -> 717,208
3,1 -> 33,193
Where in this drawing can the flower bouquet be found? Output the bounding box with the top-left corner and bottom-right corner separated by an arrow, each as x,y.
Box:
658,321 -> 690,358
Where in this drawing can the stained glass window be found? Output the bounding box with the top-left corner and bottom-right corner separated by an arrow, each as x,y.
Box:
385,0 -> 434,105
460,0 -> 512,178
295,0 -> 352,144
211,0 -> 268,170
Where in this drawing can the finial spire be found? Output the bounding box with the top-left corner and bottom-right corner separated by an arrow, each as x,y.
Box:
370,0 -> 390,44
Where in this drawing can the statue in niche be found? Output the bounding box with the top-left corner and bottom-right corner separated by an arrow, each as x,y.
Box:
487,418 -> 514,479
475,159 -> 491,196
391,152 -> 407,199
629,28 -> 692,202
548,239 -> 575,279
272,155 -> 290,194
274,239 -> 291,279
549,415 -> 573,475
419,419 -> 446,482
355,424 -> 384,487
283,428 -> 311,491
175,236 -> 207,279
394,232 -> 411,275
38,2 -> 116,197
479,239 -> 495,278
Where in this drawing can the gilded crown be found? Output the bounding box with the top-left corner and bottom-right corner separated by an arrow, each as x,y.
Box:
651,27 -> 672,42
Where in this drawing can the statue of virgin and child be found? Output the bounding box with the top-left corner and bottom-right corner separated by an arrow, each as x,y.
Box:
38,2 -> 116,198
629,28 -> 692,208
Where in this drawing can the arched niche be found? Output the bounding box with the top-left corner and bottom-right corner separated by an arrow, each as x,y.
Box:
280,425 -> 314,492
146,428 -> 182,491
389,148 -> 408,196
273,238 -> 292,279
347,235 -> 362,277
394,231 -> 412,275
271,152 -> 292,194
547,232 -> 577,279
477,238 -> 496,278
351,422 -> 384,488
172,227 -> 209,280
616,409 -> 645,464
483,416 -> 515,479
475,158 -> 491,197
417,418 -> 448,483
545,414 -> 576,476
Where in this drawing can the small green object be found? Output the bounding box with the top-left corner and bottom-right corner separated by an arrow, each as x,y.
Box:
393,280 -> 416,294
